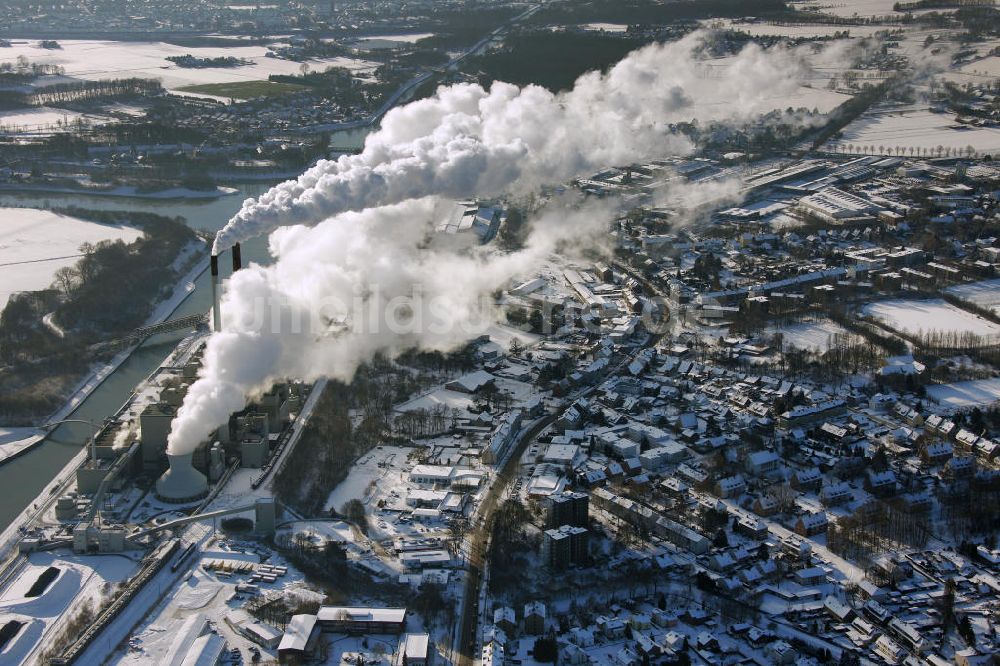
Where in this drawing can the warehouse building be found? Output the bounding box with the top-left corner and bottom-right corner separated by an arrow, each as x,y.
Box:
317,607 -> 407,634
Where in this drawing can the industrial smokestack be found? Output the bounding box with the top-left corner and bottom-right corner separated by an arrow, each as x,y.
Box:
210,254 -> 221,333
232,242 -> 242,273
156,452 -> 209,503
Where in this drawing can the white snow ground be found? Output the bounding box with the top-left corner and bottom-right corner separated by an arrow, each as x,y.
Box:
863,298 -> 1000,338
0,552 -> 136,665
794,0 -> 900,18
0,107 -> 111,133
824,106 -> 1000,155
945,279 -> 1000,316
927,377 -> 1000,409
771,320 -> 850,352
0,39 -> 378,94
0,428 -> 44,465
0,208 -> 141,311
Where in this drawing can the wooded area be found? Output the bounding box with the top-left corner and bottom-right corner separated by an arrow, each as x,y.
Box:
0,208 -> 198,423
463,31 -> 652,92
525,0 -> 792,26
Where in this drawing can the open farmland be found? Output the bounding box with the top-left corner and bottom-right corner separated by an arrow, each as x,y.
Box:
823,106 -> 1000,156
176,80 -> 310,100
0,107 -> 112,134
0,208 -> 141,312
942,55 -> 1000,87
0,39 -> 378,95
792,0 -> 899,19
692,56 -> 853,114
709,19 -> 885,39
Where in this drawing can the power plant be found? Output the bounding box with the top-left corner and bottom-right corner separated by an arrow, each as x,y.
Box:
156,452 -> 209,503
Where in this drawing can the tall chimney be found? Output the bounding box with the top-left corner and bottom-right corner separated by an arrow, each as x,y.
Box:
232,242 -> 242,273
210,254 -> 221,333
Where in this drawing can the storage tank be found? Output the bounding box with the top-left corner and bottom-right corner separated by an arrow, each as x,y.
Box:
156,452 -> 209,503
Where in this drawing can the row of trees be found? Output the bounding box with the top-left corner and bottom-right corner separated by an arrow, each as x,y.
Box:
272,382 -> 357,515
883,321 -> 1000,351
464,30 -> 653,93
526,0 -> 792,26
27,78 -> 164,107
940,474 -> 1000,538
394,404 -> 462,438
895,0 -> 994,10
830,142 -> 981,158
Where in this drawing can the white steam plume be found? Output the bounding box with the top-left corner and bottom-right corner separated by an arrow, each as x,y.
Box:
171,33 -> 830,454
213,31 -> 818,254
169,196 -> 615,454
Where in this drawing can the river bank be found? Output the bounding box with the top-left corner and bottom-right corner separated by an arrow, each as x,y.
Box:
0,183 -> 273,539
0,250 -> 212,569
0,183 -> 239,200
0,239 -> 209,469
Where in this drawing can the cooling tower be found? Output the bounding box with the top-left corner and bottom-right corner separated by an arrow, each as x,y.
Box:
156,452 -> 209,503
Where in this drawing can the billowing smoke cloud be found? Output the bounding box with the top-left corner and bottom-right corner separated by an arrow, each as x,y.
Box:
169,196 -> 615,454
171,32 -> 830,453
213,31 -> 819,254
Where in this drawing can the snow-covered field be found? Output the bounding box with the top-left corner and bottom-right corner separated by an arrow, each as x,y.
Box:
709,19 -> 885,39
480,322 -> 542,353
927,377 -> 1000,409
352,32 -> 435,45
0,184 -> 237,200
0,208 -> 142,311
824,106 -> 1000,155
794,0 -> 899,18
395,387 -> 476,414
277,520 -> 356,549
863,298 -> 1000,338
943,55 -> 1000,86
0,39 -> 378,94
945,279 -> 1000,316
0,107 -> 111,133
580,23 -> 630,32
772,320 -> 850,352
325,445 -> 414,513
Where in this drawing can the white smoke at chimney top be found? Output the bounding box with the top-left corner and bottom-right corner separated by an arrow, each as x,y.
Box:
168,196 -> 615,455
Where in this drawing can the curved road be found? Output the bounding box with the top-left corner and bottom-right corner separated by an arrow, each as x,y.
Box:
453,319 -> 669,665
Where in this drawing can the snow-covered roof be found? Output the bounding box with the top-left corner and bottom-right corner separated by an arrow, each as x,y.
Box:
278,614 -> 317,653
